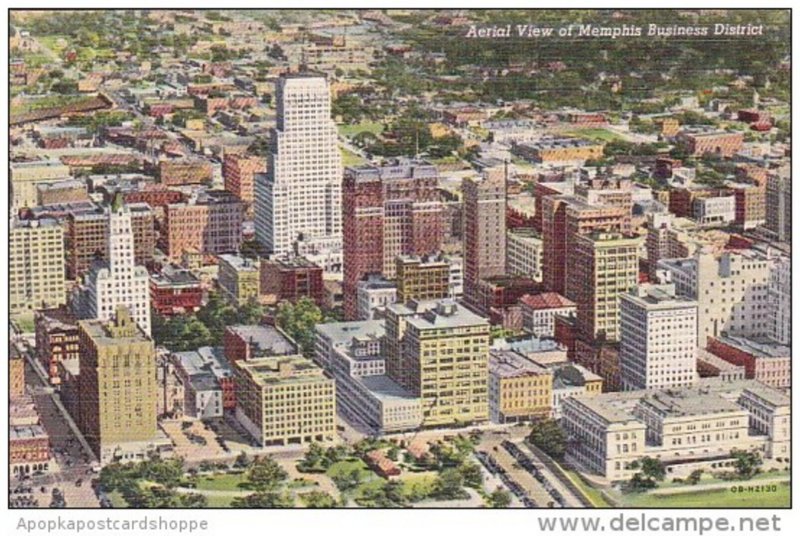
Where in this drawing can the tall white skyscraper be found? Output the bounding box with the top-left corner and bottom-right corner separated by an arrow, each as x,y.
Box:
255,74 -> 342,273
83,197 -> 151,335
768,256 -> 790,345
620,284 -> 698,391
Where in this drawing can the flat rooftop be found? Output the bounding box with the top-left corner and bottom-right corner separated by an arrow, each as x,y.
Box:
359,374 -> 417,401
227,325 -> 298,356
489,350 -> 550,378
316,320 -> 386,346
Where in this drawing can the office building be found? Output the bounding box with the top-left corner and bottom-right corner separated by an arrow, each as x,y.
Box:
571,232 -> 640,343
342,160 -> 443,319
463,168 -> 507,308
765,169 -> 791,243
234,356 -> 336,446
10,218 -> 66,314
384,300 -> 490,427
217,254 -> 260,305
658,249 -> 772,346
223,153 -> 266,209
396,254 -> 451,303
80,199 -> 151,335
356,275 -> 397,320
488,350 -> 553,423
162,190 -> 243,261
519,292 -> 576,338
768,256 -> 790,345
78,308 -> 161,463
619,284 -> 698,391
260,254 -> 324,306
254,75 -> 343,272
506,228 -> 543,281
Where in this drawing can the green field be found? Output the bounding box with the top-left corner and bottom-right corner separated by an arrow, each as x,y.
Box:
191,472 -> 249,492
620,482 -> 789,508
566,128 -> 625,143
340,147 -> 366,167
562,469 -> 612,508
338,120 -> 384,138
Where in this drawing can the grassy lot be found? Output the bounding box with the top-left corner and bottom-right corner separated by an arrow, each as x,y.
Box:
400,474 -> 437,497
562,469 -> 612,508
338,120 -> 384,138
326,459 -> 372,481
204,495 -> 235,508
12,313 -> 35,334
19,53 -> 53,68
566,127 -> 625,143
619,481 -> 789,508
11,95 -> 95,116
191,472 -> 249,492
340,147 -> 366,167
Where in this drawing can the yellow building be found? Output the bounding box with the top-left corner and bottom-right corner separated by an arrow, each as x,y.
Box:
78,307 -> 160,463
396,255 -> 450,303
10,160 -> 71,209
385,300 -> 490,427
234,356 -> 336,446
513,138 -> 604,163
217,254 -> 260,305
10,218 -> 66,315
572,232 -> 641,343
488,350 -> 553,423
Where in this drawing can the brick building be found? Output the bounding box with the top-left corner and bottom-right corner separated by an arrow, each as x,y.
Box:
676,128 -> 743,157
158,159 -> 214,186
260,254 -> 324,306
149,265 -> 203,316
34,307 -> 80,386
161,191 -> 243,261
223,153 -> 266,211
342,160 -> 444,319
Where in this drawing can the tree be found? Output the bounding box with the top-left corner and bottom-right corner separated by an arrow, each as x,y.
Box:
459,462 -> 483,489
234,451 -> 251,469
686,469 -> 703,485
528,419 -> 567,460
232,492 -> 293,508
298,442 -> 326,472
488,488 -> 512,508
731,449 -> 762,479
179,493 -> 208,508
331,467 -> 363,493
639,457 -> 666,482
275,298 -> 324,357
247,456 -> 288,492
300,490 -> 338,508
432,468 -> 467,500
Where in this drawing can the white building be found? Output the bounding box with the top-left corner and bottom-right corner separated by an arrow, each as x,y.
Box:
562,379 -> 789,481
519,292 -> 576,338
657,248 -> 772,347
447,255 -> 464,298
620,284 -> 698,391
255,74 -> 342,274
692,195 -> 735,226
82,201 -> 151,335
506,228 -> 543,281
768,256 -> 790,345
356,275 -> 397,320
315,319 -> 422,434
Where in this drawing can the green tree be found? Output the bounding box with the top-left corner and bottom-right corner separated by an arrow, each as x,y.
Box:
232,492 -> 293,508
639,457 -> 666,482
731,449 -> 762,479
179,493 -> 208,508
247,456 -> 288,492
331,467 -> 363,493
488,487 -> 512,508
528,419 -> 567,460
432,468 -> 467,500
300,490 -> 338,508
275,298 -> 324,357
459,462 -> 483,489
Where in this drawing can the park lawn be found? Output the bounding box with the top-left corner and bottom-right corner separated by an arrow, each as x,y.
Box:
338,120 -> 384,138
326,459 -> 372,480
400,474 -> 437,498
20,53 -> 53,68
562,469 -> 612,508
340,147 -> 366,167
621,482 -> 789,508
566,127 -> 625,143
192,472 -> 249,492
203,494 -> 236,508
